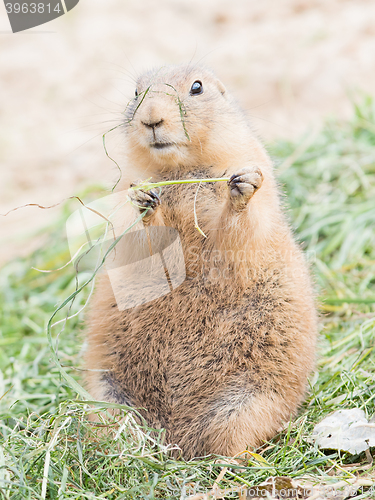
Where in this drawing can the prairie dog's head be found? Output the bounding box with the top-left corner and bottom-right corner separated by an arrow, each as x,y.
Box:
124,65 -> 247,172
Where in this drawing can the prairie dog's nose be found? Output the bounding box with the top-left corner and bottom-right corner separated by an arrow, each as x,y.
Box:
142,119 -> 164,129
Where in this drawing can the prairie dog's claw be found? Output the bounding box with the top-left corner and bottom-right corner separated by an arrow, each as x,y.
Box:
129,187 -> 161,215
228,166 -> 263,208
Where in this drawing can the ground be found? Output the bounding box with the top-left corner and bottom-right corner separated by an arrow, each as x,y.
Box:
0,98 -> 374,498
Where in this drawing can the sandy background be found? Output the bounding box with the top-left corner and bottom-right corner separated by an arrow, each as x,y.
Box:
1,0 -> 375,263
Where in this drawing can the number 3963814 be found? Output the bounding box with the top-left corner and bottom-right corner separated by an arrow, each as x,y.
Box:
5,3 -> 62,14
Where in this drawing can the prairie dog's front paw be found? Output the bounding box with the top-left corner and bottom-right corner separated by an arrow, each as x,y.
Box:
128,183 -> 161,219
228,166 -> 263,209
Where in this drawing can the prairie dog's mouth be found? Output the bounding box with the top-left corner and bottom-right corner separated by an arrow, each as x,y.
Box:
151,142 -> 174,150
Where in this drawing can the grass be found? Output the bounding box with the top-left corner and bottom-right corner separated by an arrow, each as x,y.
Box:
0,96 -> 375,499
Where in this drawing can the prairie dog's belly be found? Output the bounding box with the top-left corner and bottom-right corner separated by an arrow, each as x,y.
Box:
104,271 -> 301,406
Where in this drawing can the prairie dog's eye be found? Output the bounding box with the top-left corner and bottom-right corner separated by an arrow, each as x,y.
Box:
190,80 -> 203,95
135,89 -> 138,97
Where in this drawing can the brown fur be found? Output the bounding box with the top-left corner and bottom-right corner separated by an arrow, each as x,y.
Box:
84,65 -> 318,459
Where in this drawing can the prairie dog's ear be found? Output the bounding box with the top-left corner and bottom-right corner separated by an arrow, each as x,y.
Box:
216,79 -> 226,95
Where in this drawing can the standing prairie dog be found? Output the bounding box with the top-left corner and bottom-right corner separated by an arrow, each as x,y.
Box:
84,65 -> 318,459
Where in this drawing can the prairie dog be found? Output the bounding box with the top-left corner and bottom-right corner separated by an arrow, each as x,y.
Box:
84,65 -> 318,459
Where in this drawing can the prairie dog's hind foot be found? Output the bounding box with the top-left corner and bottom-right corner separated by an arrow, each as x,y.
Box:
128,183 -> 161,220
228,166 -> 263,209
